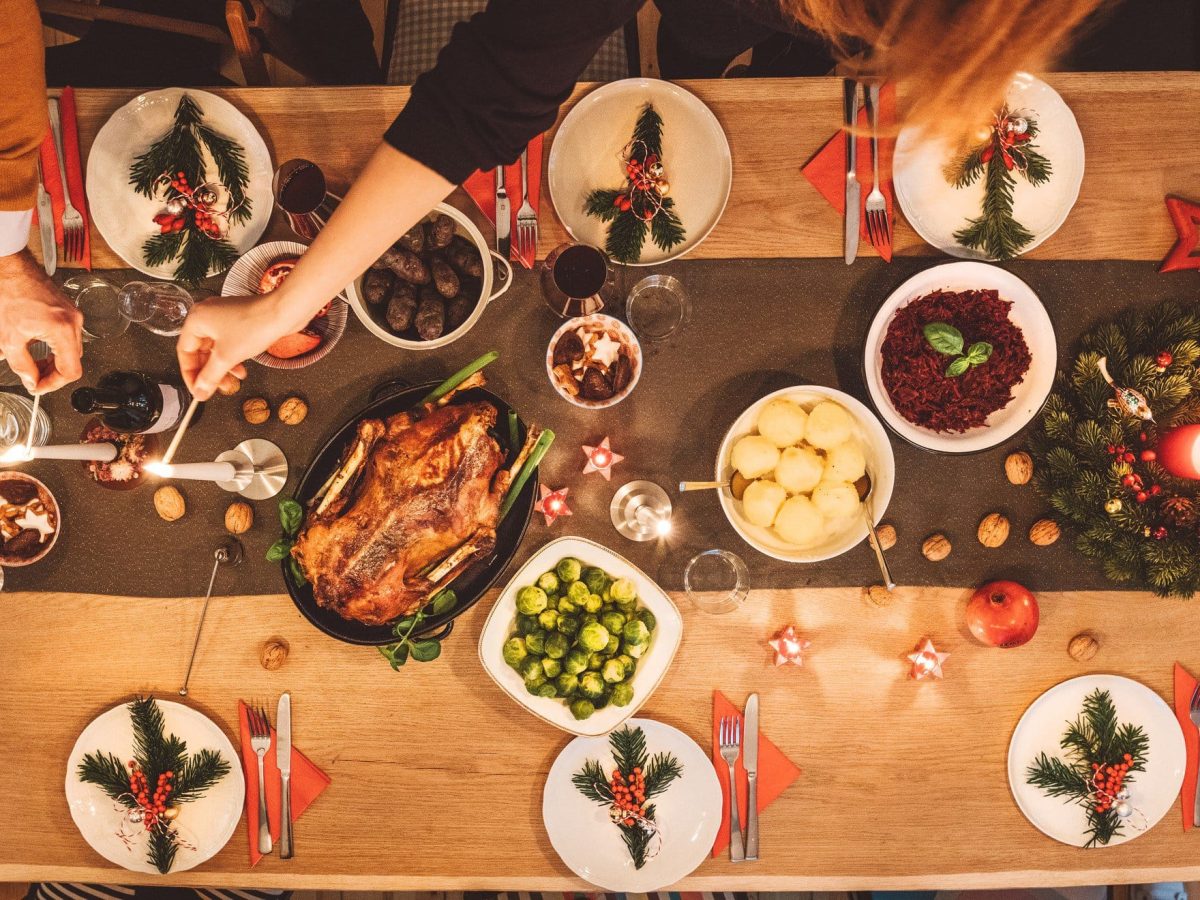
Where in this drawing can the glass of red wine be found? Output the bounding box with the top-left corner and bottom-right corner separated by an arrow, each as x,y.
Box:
540,243 -> 617,318
273,159 -> 343,240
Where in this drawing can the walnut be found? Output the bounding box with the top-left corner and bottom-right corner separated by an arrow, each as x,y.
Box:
861,584 -> 893,607
224,501 -> 253,534
922,533 -> 952,561
1068,631 -> 1101,662
1029,518 -> 1061,546
154,486 -> 185,522
243,397 -> 271,425
1005,451 -> 1034,485
978,513 -> 1010,548
279,397 -> 308,426
870,523 -> 897,551
260,637 -> 289,671
216,373 -> 242,396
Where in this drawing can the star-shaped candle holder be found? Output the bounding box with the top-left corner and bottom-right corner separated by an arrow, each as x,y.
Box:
1159,196 -> 1200,273
535,485 -> 572,526
768,625 -> 812,667
907,638 -> 949,680
582,436 -> 624,481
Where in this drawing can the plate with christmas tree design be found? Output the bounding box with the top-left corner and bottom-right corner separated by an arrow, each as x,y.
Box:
1007,674 -> 1185,848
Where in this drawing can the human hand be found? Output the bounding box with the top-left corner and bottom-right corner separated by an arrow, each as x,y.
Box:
0,250 -> 84,392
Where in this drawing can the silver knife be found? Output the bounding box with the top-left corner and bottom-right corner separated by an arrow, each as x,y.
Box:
276,692 -> 293,859
843,79 -> 861,265
743,693 -> 760,860
35,159 -> 55,276
494,166 -> 511,260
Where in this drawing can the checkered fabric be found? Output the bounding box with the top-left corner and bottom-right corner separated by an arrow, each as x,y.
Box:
386,0 -> 630,85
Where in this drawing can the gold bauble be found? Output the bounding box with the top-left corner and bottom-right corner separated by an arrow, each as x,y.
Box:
655,179 -> 670,196
162,805 -> 180,821
1105,498 -> 1122,514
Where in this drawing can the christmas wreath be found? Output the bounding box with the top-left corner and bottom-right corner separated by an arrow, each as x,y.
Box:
1028,299 -> 1200,595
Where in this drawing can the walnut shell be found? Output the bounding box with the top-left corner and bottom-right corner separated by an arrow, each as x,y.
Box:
279,397 -> 308,426
1005,451 -> 1034,485
216,373 -> 242,396
978,513 -> 1010,548
922,533 -> 952,561
870,523 -> 897,551
1068,631 -> 1101,662
861,584 -> 893,607
154,486 -> 185,522
243,397 -> 271,425
1029,518 -> 1061,546
260,637 -> 290,671
224,501 -> 254,535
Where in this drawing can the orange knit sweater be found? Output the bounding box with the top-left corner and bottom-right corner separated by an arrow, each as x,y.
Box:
0,0 -> 47,212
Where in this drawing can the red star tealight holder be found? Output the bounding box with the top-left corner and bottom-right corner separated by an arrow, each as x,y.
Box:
582,437 -> 624,481
768,625 -> 811,667
535,485 -> 572,527
1159,196 -> 1200,273
907,638 -> 949,680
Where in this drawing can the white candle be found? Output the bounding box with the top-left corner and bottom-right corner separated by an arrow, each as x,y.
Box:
145,460 -> 240,482
0,442 -> 120,463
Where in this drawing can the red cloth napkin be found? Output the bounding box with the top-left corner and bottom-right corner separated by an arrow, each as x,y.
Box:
33,87 -> 92,269
1174,663 -> 1198,830
462,135 -> 542,269
801,83 -> 896,262
237,700 -> 330,865
709,690 -> 801,857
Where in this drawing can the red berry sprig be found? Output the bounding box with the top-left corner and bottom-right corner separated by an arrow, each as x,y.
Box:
1090,753 -> 1133,813
609,765 -> 647,827
127,760 -> 174,830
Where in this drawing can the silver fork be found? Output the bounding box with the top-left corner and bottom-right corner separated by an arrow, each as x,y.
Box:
1189,685 -> 1200,827
862,83 -> 891,254
248,704 -> 273,855
515,146 -> 538,261
47,99 -> 85,264
718,715 -> 746,862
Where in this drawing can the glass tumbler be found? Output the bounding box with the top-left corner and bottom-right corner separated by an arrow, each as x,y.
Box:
62,274 -> 130,341
0,394 -> 50,455
684,549 -> 749,614
626,274 -> 688,341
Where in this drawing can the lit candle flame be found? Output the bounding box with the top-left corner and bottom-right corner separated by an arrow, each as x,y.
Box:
0,445 -> 33,464
144,461 -> 172,477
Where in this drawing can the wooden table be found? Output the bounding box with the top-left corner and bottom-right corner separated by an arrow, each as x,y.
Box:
7,73 -> 1200,890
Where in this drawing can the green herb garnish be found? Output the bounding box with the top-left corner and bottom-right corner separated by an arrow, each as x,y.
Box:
924,322 -> 993,378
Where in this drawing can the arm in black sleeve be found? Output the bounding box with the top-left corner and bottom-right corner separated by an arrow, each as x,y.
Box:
385,0 -> 644,185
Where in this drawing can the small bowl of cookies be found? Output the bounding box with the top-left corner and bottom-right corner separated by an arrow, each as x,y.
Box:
545,314 -> 642,409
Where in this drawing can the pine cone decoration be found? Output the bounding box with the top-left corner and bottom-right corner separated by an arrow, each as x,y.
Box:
1161,496 -> 1197,528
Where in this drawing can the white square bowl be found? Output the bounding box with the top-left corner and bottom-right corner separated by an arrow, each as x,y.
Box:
478,536 -> 682,736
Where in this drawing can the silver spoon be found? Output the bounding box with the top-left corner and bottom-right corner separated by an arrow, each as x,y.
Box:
679,472 -> 750,500
856,472 -> 895,590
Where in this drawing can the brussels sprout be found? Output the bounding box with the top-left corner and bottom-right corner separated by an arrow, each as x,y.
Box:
614,594 -> 638,613
566,580 -> 590,603
610,577 -> 638,603
564,648 -> 590,675
536,571 -> 560,594
624,639 -> 647,660
516,585 -> 549,615
515,614 -> 538,636
556,557 -> 583,583
610,681 -> 635,707
579,671 -> 606,699
502,636 -> 528,668
623,620 -> 650,647
556,672 -> 580,697
602,658 -> 626,683
638,608 -> 657,632
544,631 -> 570,660
600,610 -> 626,634
569,698 -> 595,721
592,691 -> 610,710
587,652 -> 605,671
557,597 -> 578,614
581,612 -> 599,627
541,657 -> 562,678
616,653 -> 635,673
530,682 -> 557,698
557,613 -> 581,636
583,593 -> 604,613
582,566 -> 609,595
525,629 -> 547,655
521,657 -> 546,687
578,621 -> 611,652
537,608 -> 560,631
604,634 -> 620,655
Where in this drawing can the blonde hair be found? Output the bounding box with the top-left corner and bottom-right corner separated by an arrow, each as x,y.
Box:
780,0 -> 1109,137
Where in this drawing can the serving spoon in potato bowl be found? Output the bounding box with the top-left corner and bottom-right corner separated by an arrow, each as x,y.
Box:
679,471 -> 751,500
856,471 -> 895,591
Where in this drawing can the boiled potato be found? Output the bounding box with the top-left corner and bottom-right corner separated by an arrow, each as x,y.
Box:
742,479 -> 787,528
775,446 -> 824,494
774,495 -> 826,548
812,481 -> 861,520
731,434 -> 781,479
805,401 -> 854,450
757,398 -> 808,448
824,441 -> 866,484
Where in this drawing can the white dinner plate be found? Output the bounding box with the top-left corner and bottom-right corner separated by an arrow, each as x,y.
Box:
65,698 -> 245,874
863,261 -> 1057,454
87,88 -> 273,280
1007,675 -> 1185,848
893,73 -> 1084,259
543,718 -> 721,891
548,78 -> 731,265
479,536 -> 682,736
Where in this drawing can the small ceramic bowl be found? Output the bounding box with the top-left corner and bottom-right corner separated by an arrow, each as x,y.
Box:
545,314 -> 642,409
0,472 -> 61,566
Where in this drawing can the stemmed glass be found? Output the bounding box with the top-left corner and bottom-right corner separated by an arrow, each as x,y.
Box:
117,281 -> 194,336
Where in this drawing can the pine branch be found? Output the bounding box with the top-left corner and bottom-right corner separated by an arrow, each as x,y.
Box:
196,124 -> 252,225
584,189 -> 623,222
129,94 -> 204,197
604,207 -> 648,265
172,748 -> 231,804
141,230 -> 187,268
77,751 -> 135,803
571,759 -> 614,804
1026,751 -> 1090,798
618,815 -> 655,869
631,104 -> 664,159
649,198 -> 686,253
130,696 -> 186,780
171,231 -> 239,286
148,827 -> 178,875
950,145 -> 986,189
642,751 -> 683,798
953,155 -> 1033,260
610,725 -> 648,775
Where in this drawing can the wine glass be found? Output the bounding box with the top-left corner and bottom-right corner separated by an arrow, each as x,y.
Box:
117,281 -> 194,336
541,242 -> 617,318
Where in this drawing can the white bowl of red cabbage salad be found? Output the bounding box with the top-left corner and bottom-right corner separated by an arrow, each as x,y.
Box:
863,261 -> 1057,454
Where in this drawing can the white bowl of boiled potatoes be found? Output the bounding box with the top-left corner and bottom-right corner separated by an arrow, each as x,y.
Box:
716,386 -> 895,563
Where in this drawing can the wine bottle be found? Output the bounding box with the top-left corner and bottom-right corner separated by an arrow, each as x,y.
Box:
70,371 -> 192,435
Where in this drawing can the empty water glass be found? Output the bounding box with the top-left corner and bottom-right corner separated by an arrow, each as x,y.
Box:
0,394 -> 50,454
684,549 -> 749,614
62,274 -> 129,341
118,281 -> 194,336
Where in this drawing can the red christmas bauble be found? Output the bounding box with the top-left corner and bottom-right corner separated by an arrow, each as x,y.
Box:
966,580 -> 1039,648
1157,424 -> 1200,480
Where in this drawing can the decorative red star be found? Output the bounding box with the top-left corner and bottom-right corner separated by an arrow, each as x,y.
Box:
1159,196 -> 1200,273
907,638 -> 949,680
582,436 -> 624,481
767,625 -> 812,667
535,485 -> 572,526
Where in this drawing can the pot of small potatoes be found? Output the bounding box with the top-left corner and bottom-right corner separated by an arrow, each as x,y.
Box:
715,385 -> 896,563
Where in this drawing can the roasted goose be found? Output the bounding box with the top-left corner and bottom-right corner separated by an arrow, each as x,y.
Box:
293,380 -> 538,625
